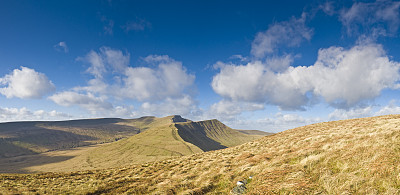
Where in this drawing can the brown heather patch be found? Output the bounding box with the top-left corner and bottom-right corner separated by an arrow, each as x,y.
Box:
1,115 -> 400,194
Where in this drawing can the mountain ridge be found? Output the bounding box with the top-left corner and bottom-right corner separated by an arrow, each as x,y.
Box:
0,115 -> 269,173
1,114 -> 399,194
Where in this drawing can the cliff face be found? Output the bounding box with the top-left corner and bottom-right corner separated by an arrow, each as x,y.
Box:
175,119 -> 267,151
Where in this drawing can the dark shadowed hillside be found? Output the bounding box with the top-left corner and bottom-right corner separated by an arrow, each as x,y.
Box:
175,119 -> 271,151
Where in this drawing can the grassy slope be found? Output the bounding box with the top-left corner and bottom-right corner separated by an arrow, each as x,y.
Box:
1,115 -> 400,194
0,119 -> 140,158
22,116 -> 264,172
50,123 -> 204,171
0,115 -> 191,159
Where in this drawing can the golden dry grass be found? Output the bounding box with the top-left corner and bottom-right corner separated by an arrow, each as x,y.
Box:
1,115 -> 400,194
0,115 -> 265,174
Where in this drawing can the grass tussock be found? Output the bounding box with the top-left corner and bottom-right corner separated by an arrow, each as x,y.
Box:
1,115 -> 400,194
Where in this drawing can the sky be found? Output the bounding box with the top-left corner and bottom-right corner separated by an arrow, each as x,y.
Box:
1,0 -> 400,132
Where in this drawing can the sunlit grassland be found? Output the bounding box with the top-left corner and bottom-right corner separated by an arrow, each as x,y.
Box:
1,115 -> 399,194
0,115 -> 266,174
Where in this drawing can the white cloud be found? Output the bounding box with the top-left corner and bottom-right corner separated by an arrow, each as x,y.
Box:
140,95 -> 198,117
79,47 -> 130,79
0,107 -> 72,122
212,43 -> 400,110
340,0 -> 400,36
108,105 -> 137,118
227,112 -> 322,132
375,100 -> 400,116
328,100 -> 400,121
121,55 -> 195,101
58,48 -> 197,117
49,91 -> 112,113
74,78 -> 108,94
49,91 -> 138,118
328,107 -> 373,120
265,54 -> 294,72
101,47 -> 130,72
211,60 -> 311,110
82,50 -> 106,79
0,67 -> 55,99
208,100 -> 264,121
310,43 -> 400,107
251,13 -> 313,58
54,41 -> 68,53
212,61 -> 268,103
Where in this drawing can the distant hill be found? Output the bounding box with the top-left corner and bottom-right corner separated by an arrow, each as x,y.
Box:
0,118 -> 140,158
2,115 -> 400,194
0,115 -> 269,173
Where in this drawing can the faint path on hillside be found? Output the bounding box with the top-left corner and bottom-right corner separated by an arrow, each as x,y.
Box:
170,125 -> 196,154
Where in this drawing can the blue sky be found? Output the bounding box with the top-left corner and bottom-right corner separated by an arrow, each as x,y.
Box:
1,0 -> 400,132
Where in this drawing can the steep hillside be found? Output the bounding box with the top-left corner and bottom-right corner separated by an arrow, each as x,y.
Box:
2,115 -> 400,194
175,119 -> 270,151
14,116 -> 265,172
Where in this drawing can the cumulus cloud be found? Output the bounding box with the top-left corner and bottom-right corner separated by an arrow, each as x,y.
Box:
251,13 -> 313,58
0,107 -> 72,122
212,43 -> 400,110
79,47 -> 130,79
265,54 -> 295,72
140,95 -> 199,117
101,47 -> 130,72
111,105 -> 137,118
212,61 -> 267,103
329,107 -> 373,120
328,100 -> 400,121
308,43 -> 400,107
79,50 -> 193,103
0,67 -> 55,99
49,91 -> 137,118
375,100 -> 400,116
120,55 -> 195,101
49,91 -> 112,113
54,41 -> 68,53
340,0 -> 400,36
208,100 -> 264,121
56,48 -> 197,117
83,50 -> 106,79
211,60 -> 311,110
227,112 -> 322,132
